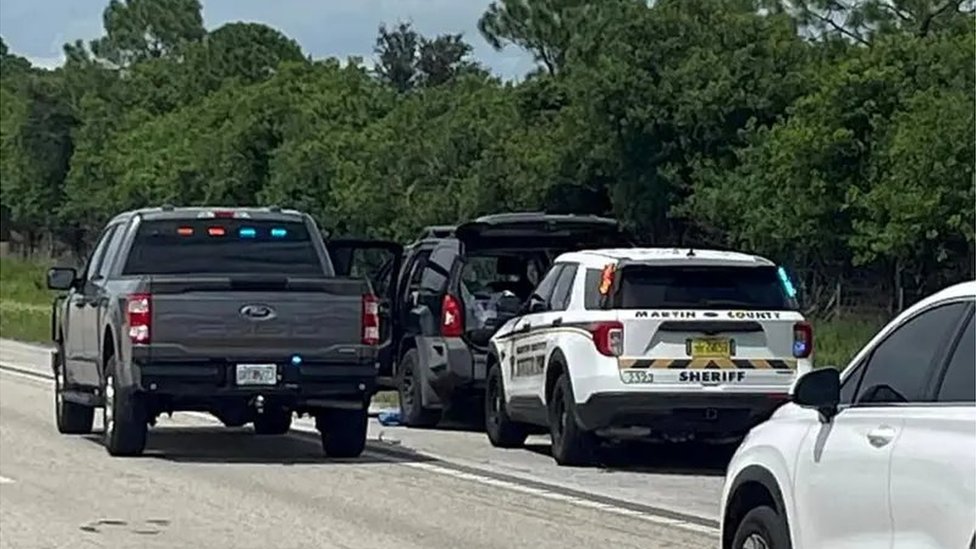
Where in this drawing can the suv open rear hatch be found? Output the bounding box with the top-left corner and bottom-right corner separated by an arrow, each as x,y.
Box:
454,212 -> 629,250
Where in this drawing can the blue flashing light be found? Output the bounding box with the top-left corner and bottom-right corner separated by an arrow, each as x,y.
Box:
270,227 -> 287,238
290,354 -> 302,366
239,227 -> 256,238
777,266 -> 797,299
793,340 -> 808,358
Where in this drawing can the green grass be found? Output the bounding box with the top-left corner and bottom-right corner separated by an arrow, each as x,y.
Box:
0,257 -> 54,343
812,316 -> 886,369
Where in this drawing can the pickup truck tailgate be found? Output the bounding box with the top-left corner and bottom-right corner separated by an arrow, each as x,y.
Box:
144,276 -> 368,362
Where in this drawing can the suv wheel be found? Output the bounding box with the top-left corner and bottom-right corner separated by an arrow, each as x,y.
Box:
102,356 -> 148,457
253,410 -> 292,435
54,345 -> 94,435
485,362 -> 527,448
732,506 -> 791,549
318,408 -> 368,458
548,371 -> 596,466
398,349 -> 441,428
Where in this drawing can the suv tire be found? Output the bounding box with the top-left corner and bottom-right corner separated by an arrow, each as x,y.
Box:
485,362 -> 528,448
548,371 -> 597,466
398,349 -> 441,428
731,506 -> 792,549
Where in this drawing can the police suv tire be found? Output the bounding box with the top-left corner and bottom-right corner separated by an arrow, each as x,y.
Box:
548,371 -> 597,466
253,410 -> 292,435
398,349 -> 441,428
102,356 -> 148,457
319,408 -> 368,458
731,506 -> 792,549
54,344 -> 95,435
485,362 -> 528,448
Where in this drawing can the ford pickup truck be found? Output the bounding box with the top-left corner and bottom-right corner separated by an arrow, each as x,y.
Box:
47,206 -> 390,457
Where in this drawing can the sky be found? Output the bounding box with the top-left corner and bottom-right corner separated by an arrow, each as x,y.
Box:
0,0 -> 537,80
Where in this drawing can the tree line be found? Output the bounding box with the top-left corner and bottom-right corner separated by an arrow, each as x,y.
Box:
0,0 -> 973,311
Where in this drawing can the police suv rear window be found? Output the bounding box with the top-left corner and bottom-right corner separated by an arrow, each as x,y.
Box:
122,219 -> 326,276
585,265 -> 796,310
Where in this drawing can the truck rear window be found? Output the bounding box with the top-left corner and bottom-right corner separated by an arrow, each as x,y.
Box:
586,265 -> 796,310
122,219 -> 327,276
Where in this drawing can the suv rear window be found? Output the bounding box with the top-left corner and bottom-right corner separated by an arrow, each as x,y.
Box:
587,265 -> 796,310
122,219 -> 327,276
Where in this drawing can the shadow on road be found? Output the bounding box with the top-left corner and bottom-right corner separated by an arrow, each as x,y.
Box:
82,427 -> 436,465
522,440 -> 733,477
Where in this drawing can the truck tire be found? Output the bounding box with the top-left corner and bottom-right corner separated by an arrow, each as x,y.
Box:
54,347 -> 95,435
102,356 -> 148,457
485,362 -> 527,448
548,371 -> 597,466
731,506 -> 792,549
318,408 -> 368,458
398,349 -> 441,428
253,410 -> 292,435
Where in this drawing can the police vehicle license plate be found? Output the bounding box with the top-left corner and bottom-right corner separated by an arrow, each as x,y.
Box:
691,338 -> 731,358
236,364 -> 277,386
620,370 -> 654,384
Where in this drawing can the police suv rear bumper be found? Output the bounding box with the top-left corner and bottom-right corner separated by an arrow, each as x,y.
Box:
574,392 -> 790,438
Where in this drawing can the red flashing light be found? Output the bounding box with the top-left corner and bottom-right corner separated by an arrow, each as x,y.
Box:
208,226 -> 226,236
177,227 -> 193,236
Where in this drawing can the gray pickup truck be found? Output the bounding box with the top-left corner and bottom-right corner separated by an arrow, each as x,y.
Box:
47,206 -> 390,457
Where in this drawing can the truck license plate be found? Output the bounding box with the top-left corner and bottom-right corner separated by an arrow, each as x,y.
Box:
236,364 -> 277,386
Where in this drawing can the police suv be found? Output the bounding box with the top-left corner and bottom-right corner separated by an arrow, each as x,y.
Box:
485,248 -> 812,466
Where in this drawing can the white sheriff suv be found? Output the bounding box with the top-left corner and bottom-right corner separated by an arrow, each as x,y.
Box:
484,247 -> 813,465
720,280 -> 975,549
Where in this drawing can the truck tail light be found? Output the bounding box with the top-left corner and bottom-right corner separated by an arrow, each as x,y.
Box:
589,321 -> 623,357
793,321 -> 813,359
362,294 -> 380,346
127,293 -> 151,344
441,294 -> 463,337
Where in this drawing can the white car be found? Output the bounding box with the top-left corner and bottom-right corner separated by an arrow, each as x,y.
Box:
720,280 -> 975,549
484,247 -> 813,465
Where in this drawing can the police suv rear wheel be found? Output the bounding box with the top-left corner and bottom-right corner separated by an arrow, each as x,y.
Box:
548,372 -> 597,466
485,362 -> 528,448
732,506 -> 791,549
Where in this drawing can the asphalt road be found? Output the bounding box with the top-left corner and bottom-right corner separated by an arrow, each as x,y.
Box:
0,339 -> 721,548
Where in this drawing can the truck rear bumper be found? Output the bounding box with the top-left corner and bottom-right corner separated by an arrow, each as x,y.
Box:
132,361 -> 376,405
574,392 -> 790,438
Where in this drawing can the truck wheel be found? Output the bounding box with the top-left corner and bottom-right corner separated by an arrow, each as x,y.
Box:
398,349 -> 441,428
548,372 -> 597,466
102,356 -> 148,457
318,408 -> 368,458
731,506 -> 792,549
54,345 -> 94,435
485,362 -> 527,448
253,410 -> 292,435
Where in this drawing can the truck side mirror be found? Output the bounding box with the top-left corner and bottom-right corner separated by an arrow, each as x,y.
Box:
47,267 -> 77,291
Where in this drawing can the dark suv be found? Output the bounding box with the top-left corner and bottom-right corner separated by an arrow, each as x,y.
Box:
330,213 -> 629,427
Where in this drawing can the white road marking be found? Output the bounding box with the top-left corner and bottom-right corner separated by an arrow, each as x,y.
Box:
0,361 -> 720,537
0,475 -> 15,484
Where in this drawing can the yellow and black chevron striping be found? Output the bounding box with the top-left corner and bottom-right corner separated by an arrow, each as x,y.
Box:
618,358 -> 796,370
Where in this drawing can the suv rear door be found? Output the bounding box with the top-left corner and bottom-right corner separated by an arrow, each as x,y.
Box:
327,239 -> 403,376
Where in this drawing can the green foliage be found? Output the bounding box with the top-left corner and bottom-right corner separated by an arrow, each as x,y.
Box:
0,0 -> 972,308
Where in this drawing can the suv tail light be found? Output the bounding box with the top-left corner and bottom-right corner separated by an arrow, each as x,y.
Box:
441,294 -> 463,337
793,321 -> 813,358
362,294 -> 380,345
127,293 -> 151,344
589,321 -> 623,357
